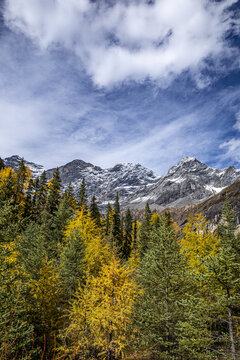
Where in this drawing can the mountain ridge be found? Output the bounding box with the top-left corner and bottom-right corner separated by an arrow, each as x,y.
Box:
3,155 -> 240,210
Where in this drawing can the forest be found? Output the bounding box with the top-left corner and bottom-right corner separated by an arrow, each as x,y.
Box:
0,159 -> 239,360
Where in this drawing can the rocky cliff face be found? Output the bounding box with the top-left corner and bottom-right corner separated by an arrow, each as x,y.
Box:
128,156 -> 240,209
4,156 -> 159,206
46,160 -> 159,205
4,155 -> 45,178
4,155 -> 240,210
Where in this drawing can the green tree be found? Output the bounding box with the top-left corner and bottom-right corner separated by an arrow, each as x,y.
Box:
104,202 -> 113,236
133,215 -> 212,359
60,229 -> 86,298
139,202 -> 151,256
90,195 -> 101,227
122,208 -> 132,261
77,177 -> 87,211
0,157 -> 5,170
112,193 -> 123,254
47,168 -> 61,215
203,202 -> 240,360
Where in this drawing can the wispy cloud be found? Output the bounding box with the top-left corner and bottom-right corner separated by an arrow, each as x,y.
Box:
4,0 -> 239,87
0,1 -> 239,173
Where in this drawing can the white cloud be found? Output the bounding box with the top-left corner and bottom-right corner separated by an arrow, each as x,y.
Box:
4,0 -> 239,87
220,138 -> 240,164
233,111 -> 240,131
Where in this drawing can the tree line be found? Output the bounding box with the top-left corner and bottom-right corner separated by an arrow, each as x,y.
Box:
0,158 -> 239,359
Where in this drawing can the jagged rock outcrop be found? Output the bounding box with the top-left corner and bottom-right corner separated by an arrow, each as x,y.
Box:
128,156 -> 240,209
4,155 -> 240,210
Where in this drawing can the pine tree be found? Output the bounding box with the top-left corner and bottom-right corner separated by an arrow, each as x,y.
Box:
77,177 -> 87,211
36,170 -> 48,216
203,202 -> 240,359
0,157 -> 5,170
104,202 -> 113,236
134,215 -> 213,359
133,219 -> 138,249
47,168 -> 61,215
63,182 -> 76,211
112,192 -> 123,254
134,215 -> 186,358
139,202 -> 151,256
23,178 -> 34,219
122,208 -> 132,260
60,230 -> 86,297
90,195 -> 101,227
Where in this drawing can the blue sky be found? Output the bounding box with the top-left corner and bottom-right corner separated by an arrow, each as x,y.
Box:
0,0 -> 239,175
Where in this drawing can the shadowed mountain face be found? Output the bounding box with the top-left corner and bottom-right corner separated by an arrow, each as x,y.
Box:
4,155 -> 240,209
4,155 -> 159,206
128,156 -> 240,209
164,181 -> 240,229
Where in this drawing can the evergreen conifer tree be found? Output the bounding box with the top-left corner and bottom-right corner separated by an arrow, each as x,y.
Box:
203,201 -> 240,359
133,219 -> 138,249
134,215 -> 212,359
77,177 -> 87,211
23,178 -> 34,219
60,230 -> 86,297
0,157 -> 5,170
47,168 -> 61,215
139,202 -> 151,256
104,202 -> 113,236
90,195 -> 101,227
122,208 -> 132,260
112,192 -> 123,253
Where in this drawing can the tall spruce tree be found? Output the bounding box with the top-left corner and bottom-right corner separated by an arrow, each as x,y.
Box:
133,214 -> 212,359
104,202 -> 113,236
77,177 -> 87,211
23,178 -> 34,219
133,219 -> 138,249
203,201 -> 240,360
139,202 -> 151,256
60,229 -> 86,297
0,157 -> 5,170
90,195 -> 101,227
36,170 -> 48,216
112,192 -> 123,254
122,208 -> 132,260
47,168 -> 61,215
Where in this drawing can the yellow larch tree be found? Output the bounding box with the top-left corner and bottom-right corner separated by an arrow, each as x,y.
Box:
180,213 -> 220,272
65,209 -> 111,275
28,259 -> 63,345
68,257 -> 138,359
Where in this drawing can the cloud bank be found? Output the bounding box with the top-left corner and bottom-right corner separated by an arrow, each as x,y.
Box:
4,0 -> 239,87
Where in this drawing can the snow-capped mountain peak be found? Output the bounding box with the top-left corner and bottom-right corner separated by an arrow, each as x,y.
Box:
3,155 -> 240,210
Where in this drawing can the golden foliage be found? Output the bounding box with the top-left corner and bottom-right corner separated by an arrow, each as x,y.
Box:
65,209 -> 111,275
180,213 -> 220,272
0,167 -> 15,186
68,257 -> 138,359
28,259 -> 63,334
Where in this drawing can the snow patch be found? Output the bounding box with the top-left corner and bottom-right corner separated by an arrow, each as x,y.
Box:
205,184 -> 225,194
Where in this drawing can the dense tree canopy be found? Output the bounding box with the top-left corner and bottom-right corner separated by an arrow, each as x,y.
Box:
0,161 -> 239,359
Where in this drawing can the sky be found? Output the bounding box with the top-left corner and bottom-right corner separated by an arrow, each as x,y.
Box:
0,0 -> 240,175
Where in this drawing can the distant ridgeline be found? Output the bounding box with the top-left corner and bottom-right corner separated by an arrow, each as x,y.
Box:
3,154 -> 240,212
0,157 -> 239,359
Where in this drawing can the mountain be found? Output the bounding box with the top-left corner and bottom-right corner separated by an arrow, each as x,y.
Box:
127,156 -> 240,209
4,155 -> 45,178
46,160 -> 159,205
3,155 -> 240,210
164,180 -> 240,229
3,156 -> 159,206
